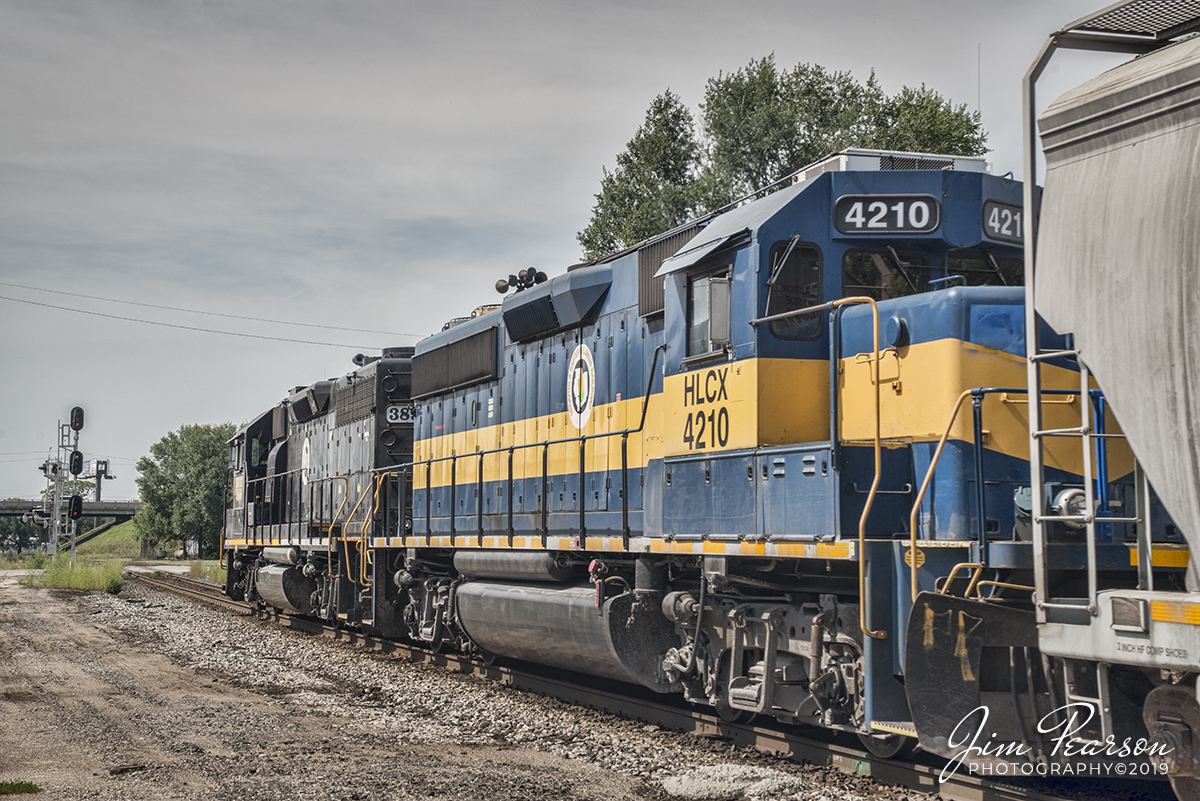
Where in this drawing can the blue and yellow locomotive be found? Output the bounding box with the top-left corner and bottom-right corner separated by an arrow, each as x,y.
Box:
224,147 -> 1167,761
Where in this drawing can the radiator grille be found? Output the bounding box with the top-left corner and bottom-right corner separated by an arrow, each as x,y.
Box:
878,154 -> 955,171
335,378 -> 375,426
638,226 -> 700,317
412,327 -> 498,398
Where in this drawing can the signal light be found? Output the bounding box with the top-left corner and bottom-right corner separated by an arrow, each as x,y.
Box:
70,450 -> 84,476
70,406 -> 85,431
68,495 -> 83,520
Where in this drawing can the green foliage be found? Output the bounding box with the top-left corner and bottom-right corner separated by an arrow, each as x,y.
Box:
0,501 -> 40,553
578,55 -> 988,258
577,90 -> 700,261
0,781 -> 42,795
189,559 -> 227,584
135,423 -> 235,556
31,556 -> 124,592
41,479 -> 96,504
77,518 -> 141,560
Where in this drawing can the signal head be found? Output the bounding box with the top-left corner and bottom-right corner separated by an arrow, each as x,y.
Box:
68,495 -> 83,520
69,450 -> 83,476
70,406 -> 84,431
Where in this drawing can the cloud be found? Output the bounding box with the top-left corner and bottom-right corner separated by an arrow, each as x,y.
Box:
0,0 -> 1120,500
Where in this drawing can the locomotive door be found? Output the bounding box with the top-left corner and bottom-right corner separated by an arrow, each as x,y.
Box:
586,318 -> 608,513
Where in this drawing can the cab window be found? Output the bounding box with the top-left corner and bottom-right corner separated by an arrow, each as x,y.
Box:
687,269 -> 730,357
948,254 -> 1023,286
843,249 -> 931,301
765,239 -> 822,340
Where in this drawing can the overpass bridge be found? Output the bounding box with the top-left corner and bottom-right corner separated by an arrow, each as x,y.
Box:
0,500 -> 143,520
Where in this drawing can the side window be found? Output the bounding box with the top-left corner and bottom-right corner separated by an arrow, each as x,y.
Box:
843,249 -> 931,301
687,270 -> 730,357
948,254 -> 1024,287
765,240 -> 822,340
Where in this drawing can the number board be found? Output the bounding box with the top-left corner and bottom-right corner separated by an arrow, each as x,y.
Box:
983,200 -> 1023,244
386,404 -> 415,424
834,195 -> 940,235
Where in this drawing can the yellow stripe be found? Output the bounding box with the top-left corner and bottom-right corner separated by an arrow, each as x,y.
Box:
663,358 -> 829,457
871,721 -> 918,737
1151,600 -> 1200,625
414,356 -> 828,488
838,338 -> 1133,477
413,394 -> 661,490
1131,546 -> 1190,568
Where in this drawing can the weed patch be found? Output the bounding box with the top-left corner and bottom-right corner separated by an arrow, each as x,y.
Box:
33,557 -> 124,593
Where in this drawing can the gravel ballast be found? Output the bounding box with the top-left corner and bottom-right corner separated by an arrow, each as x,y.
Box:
0,576 -> 914,801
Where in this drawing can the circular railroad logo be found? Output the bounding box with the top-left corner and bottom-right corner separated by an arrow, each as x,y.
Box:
567,344 -> 596,429
301,437 -> 311,486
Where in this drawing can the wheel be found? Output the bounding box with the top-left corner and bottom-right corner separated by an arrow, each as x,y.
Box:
857,732 -> 918,759
1171,776 -> 1200,801
713,700 -> 755,725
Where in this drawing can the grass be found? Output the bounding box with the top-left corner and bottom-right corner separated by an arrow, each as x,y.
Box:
76,518 -> 141,560
26,556 -> 124,594
0,552 -> 48,570
0,782 -> 42,795
188,559 -> 226,584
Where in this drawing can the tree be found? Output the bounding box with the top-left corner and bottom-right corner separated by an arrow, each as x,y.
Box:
0,504 -> 40,553
577,90 -> 700,261
135,423 -> 235,557
41,479 -> 96,504
578,56 -> 988,258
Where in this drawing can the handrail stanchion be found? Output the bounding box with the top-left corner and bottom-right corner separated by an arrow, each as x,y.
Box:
578,436 -> 587,542
621,433 -> 630,549
541,443 -> 549,548
450,455 -> 457,542
477,452 -> 484,547
425,461 -> 432,541
507,447 -> 515,547
971,391 -> 989,565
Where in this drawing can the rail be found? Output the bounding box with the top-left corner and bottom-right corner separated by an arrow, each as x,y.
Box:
132,569 -> 1094,801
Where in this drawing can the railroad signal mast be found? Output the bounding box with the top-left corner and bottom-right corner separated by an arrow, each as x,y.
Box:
34,406 -> 88,561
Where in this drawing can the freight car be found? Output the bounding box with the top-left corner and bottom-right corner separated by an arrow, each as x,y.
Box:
906,5 -> 1200,801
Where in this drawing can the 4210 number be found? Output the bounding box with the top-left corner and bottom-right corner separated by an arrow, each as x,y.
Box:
683,406 -> 729,450
834,194 -> 941,234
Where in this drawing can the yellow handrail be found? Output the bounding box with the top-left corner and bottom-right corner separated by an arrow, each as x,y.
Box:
972,580 -> 1035,599
326,476 -> 350,582
908,390 -> 975,601
939,562 -> 984,597
359,471 -> 400,587
342,480 -> 376,586
834,296 -> 887,641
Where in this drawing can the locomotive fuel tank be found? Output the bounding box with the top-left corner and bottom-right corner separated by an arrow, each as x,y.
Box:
256,563 -> 317,616
454,580 -> 680,691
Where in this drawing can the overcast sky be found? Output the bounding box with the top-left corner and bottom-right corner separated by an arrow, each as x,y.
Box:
0,0 -> 1127,502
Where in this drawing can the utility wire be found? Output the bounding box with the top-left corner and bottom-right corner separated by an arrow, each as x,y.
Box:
0,280 -> 420,338
0,294 -> 386,349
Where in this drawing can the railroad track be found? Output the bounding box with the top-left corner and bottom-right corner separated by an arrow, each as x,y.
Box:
127,570 -> 1167,801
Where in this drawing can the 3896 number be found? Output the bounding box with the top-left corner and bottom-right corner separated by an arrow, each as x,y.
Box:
386,404 -> 415,424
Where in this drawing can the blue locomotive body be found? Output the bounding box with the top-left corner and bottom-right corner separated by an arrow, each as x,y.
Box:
224,149 -> 1170,758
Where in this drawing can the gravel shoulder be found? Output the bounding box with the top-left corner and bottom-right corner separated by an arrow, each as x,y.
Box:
0,575 -> 910,801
